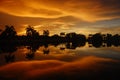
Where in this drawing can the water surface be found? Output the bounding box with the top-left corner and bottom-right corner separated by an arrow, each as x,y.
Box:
0,43 -> 120,80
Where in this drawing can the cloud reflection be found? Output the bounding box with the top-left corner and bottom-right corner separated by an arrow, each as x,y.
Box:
0,56 -> 119,80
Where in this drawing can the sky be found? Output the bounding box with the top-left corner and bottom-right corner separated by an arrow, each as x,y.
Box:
0,0 -> 120,35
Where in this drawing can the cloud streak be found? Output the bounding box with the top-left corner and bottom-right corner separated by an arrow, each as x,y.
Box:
0,0 -> 120,22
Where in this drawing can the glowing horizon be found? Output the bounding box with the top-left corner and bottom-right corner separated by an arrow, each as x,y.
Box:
0,0 -> 120,35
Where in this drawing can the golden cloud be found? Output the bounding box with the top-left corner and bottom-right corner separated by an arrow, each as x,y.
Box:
0,0 -> 120,22
0,0 -> 66,18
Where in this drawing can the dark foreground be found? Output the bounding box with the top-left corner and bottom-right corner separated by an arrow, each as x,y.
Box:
0,56 -> 120,80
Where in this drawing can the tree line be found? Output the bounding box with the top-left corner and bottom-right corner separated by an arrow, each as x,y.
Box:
0,25 -> 120,47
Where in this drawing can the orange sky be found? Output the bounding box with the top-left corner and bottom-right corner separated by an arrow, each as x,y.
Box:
0,0 -> 120,35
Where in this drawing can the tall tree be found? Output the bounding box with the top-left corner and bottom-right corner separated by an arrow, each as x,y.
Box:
0,25 -> 17,38
43,30 -> 49,36
26,25 -> 39,37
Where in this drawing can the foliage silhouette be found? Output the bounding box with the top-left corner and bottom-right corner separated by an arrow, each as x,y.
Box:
0,25 -> 120,49
5,53 -> 15,63
0,25 -> 16,39
43,30 -> 49,36
26,43 -> 39,60
0,25 -> 120,63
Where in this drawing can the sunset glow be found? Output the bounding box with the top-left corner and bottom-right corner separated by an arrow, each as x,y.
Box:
0,0 -> 120,35
1,1 -> 120,80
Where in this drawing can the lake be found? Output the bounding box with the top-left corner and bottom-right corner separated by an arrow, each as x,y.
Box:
0,43 -> 120,80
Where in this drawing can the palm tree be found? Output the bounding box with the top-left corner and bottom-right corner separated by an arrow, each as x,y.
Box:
26,25 -> 34,36
43,30 -> 49,36
0,25 -> 17,38
26,25 -> 39,37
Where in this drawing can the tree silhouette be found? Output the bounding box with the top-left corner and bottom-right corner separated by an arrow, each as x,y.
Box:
112,34 -> 120,46
43,48 -> 50,55
90,33 -> 103,48
43,30 -> 49,36
26,25 -> 39,37
65,32 -> 86,42
0,25 -> 120,50
25,44 -> 39,60
0,25 -> 16,38
5,53 -> 15,63
0,45 -> 17,63
60,32 -> 65,37
105,34 -> 112,47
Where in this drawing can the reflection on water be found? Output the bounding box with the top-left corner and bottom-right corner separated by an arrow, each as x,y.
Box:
0,42 -> 120,80
0,42 -> 120,66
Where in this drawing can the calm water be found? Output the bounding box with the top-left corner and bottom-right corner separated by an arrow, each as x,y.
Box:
0,43 -> 120,66
0,43 -> 120,80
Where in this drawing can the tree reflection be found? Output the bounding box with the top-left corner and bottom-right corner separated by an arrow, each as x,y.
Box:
26,51 -> 35,60
0,45 -> 17,63
5,53 -> 15,63
43,44 -> 50,55
26,44 -> 39,60
88,33 -> 103,48
60,43 -> 65,50
66,43 -> 76,49
0,25 -> 120,61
